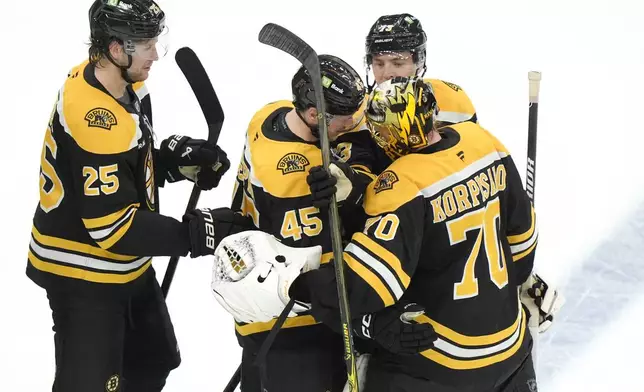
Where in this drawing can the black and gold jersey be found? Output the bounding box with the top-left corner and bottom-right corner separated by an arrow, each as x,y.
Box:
335,78 -> 478,176
310,122 -> 537,387
27,60 -> 189,297
230,100 -> 344,347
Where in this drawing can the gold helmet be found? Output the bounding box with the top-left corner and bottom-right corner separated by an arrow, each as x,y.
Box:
366,76 -> 438,159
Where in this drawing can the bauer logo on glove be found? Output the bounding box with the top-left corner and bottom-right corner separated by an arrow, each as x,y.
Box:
210,231 -> 322,324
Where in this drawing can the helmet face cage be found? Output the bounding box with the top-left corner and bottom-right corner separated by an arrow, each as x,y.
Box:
366,77 -> 437,159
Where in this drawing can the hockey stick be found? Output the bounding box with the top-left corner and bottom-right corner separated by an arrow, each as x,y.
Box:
221,301 -> 296,392
161,47 -> 225,298
257,23 -> 359,391
526,71 -> 540,204
526,71 -> 541,366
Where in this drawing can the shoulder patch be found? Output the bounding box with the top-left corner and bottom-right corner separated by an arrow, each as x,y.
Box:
277,153 -> 310,174
374,170 -> 399,193
442,81 -> 462,92
85,108 -> 118,130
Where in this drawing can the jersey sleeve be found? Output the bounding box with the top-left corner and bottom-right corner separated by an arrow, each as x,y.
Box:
53,110 -> 190,258
486,130 -> 538,284
303,169 -> 425,322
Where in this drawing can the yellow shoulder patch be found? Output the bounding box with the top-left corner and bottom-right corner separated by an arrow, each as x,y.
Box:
373,170 -> 399,193
61,63 -> 139,155
365,164 -> 419,216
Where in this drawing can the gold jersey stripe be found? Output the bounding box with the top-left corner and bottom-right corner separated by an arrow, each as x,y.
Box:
512,240 -> 538,263
344,252 -> 394,307
420,311 -> 526,370
353,233 -> 411,288
321,252 -> 333,265
415,307 -> 521,347
507,207 -> 536,245
95,209 -> 137,249
235,315 -> 318,336
28,250 -> 151,284
82,203 -> 140,230
31,226 -> 137,262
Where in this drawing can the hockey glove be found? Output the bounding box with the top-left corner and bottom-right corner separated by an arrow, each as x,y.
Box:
354,302 -> 437,355
307,162 -> 366,209
159,135 -> 231,190
520,273 -> 565,333
183,207 -> 256,258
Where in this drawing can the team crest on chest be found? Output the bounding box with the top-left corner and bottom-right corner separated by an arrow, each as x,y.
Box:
85,108 -> 118,130
374,170 -> 399,193
277,153 -> 310,174
85,108 -> 118,131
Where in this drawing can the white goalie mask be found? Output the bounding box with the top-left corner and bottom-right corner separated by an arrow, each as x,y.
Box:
211,230 -> 322,324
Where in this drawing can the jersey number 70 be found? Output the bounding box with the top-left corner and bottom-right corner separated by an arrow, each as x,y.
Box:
448,197 -> 508,300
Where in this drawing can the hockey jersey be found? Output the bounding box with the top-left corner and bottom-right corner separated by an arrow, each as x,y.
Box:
27,60 -> 189,297
335,78 -> 477,175
230,100 -> 350,348
308,122 -> 537,387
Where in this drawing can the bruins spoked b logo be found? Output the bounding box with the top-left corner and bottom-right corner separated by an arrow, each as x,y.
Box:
85,108 -> 118,130
374,170 -> 399,194
105,374 -> 120,392
277,153 -> 310,174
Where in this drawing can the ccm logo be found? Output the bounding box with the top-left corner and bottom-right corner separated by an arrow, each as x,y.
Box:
361,314 -> 372,338
200,209 -> 216,250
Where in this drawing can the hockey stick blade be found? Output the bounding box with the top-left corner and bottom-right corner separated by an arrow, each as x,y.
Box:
258,23 -> 316,70
161,47 -> 225,298
175,47 -> 225,144
256,23 -> 359,392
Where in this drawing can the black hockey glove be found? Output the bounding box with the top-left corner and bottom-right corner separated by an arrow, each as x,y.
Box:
183,207 -> 256,258
159,135 -> 231,190
354,302 -> 437,355
306,162 -> 366,209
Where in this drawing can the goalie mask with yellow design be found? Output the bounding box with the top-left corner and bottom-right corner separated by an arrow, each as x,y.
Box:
366,76 -> 438,159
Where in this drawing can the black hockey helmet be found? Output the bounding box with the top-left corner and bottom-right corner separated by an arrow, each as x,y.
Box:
365,13 -> 427,68
89,0 -> 166,45
292,54 -> 366,116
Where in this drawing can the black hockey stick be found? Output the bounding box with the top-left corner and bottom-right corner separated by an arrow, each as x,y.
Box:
526,71 -> 541,365
161,47 -> 225,298
258,22 -> 359,391
526,71 -> 541,204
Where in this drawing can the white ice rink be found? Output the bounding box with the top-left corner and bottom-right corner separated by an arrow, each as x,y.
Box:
1,0 -> 643,390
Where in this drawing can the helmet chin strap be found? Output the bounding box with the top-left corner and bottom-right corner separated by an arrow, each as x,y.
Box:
106,51 -> 135,84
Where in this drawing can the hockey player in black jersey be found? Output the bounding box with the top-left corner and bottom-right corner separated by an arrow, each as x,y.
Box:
27,1 -> 230,391
332,13 -> 479,181
189,54 -> 366,392
285,76 -> 541,391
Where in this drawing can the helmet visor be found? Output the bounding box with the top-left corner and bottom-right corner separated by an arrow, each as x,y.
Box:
124,25 -> 170,60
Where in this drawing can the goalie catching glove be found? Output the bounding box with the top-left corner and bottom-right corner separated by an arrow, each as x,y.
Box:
210,230 -> 322,324
159,134 -> 230,190
520,273 -> 565,333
